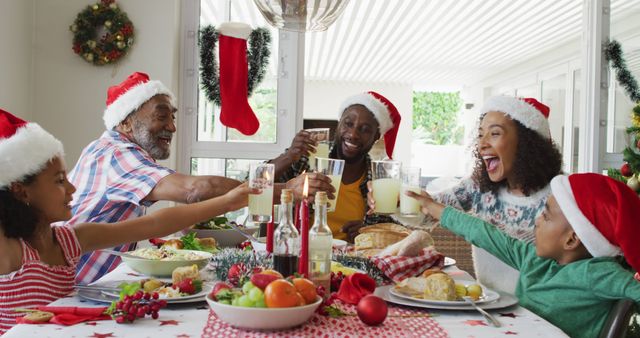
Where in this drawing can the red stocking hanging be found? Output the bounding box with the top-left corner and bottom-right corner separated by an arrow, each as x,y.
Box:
218,22 -> 260,136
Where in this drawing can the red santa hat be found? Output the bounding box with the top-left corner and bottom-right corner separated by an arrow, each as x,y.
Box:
339,91 -> 401,159
0,109 -> 64,189
481,96 -> 551,139
551,173 -> 640,279
103,71 -> 175,130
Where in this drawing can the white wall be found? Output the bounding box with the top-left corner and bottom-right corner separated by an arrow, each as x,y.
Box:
30,0 -> 180,170
0,0 -> 34,120
304,81 -> 414,166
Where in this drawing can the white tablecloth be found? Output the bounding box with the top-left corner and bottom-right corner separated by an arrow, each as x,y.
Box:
3,264 -> 568,338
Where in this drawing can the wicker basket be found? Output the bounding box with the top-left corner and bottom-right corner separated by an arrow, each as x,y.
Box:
354,231 -> 408,250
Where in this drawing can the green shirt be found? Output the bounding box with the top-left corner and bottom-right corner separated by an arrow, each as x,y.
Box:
441,206 -> 640,338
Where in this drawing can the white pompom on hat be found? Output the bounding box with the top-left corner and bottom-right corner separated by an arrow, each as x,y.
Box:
481,96 -> 551,139
0,108 -> 64,188
103,71 -> 175,130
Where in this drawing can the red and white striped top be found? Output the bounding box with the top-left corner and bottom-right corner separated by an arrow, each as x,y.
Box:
0,226 -> 82,335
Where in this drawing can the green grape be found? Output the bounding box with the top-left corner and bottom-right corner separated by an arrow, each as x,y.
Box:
218,299 -> 231,305
242,281 -> 256,294
248,287 -> 264,302
237,295 -> 255,307
231,297 -> 240,306
254,298 -> 266,308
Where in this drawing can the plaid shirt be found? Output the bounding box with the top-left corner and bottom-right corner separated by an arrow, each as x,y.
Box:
65,130 -> 174,284
274,144 -> 393,225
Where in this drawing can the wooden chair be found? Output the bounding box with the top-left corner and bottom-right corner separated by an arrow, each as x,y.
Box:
430,226 -> 475,277
599,299 -> 638,338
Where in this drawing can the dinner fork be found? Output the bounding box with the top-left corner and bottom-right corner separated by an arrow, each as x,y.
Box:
463,296 -> 502,327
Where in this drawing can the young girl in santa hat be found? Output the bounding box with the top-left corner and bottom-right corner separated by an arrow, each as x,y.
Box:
0,109 -> 253,334
408,173 -> 640,337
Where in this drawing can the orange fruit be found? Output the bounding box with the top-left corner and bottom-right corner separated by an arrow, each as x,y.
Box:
296,292 -> 305,306
264,279 -> 299,308
292,278 -> 317,304
261,269 -> 284,279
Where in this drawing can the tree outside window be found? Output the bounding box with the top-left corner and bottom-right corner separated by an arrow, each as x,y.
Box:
412,91 -> 463,145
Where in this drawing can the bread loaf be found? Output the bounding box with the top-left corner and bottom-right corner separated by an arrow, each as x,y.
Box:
172,264 -> 200,284
395,273 -> 456,301
376,230 -> 434,257
358,223 -> 410,235
354,231 -> 407,250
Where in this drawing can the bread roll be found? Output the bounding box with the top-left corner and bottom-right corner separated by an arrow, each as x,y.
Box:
376,230 -> 434,257
395,273 -> 456,301
354,231 -> 407,250
196,237 -> 217,248
24,311 -> 53,323
163,239 -> 184,250
172,264 -> 200,284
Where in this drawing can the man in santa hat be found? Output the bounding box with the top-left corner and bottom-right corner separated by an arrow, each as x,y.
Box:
271,91 -> 402,242
68,71 -> 241,284
408,173 -> 640,337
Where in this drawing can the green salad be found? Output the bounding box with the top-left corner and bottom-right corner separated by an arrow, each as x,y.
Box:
194,216 -> 241,230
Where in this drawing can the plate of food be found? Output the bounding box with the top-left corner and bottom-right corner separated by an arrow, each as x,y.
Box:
184,216 -> 259,247
375,285 -> 518,311
389,271 -> 500,306
78,266 -> 211,304
120,247 -> 213,277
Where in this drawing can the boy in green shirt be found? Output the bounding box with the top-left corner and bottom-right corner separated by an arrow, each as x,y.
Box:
408,173 -> 640,338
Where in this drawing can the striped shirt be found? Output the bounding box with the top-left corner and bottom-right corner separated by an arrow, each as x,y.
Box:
0,226 -> 81,335
65,130 -> 174,284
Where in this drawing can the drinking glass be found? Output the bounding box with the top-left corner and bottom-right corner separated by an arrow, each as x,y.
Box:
371,160 -> 401,215
314,157 -> 345,212
248,163 -> 275,222
306,128 -> 330,170
400,167 -> 422,216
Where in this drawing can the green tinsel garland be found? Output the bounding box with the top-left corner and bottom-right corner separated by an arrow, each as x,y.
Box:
605,40 -> 640,103
199,25 -> 271,107
209,248 -> 389,285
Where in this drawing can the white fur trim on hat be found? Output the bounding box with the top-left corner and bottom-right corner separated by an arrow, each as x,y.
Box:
339,93 -> 393,136
550,175 -> 622,257
0,123 -> 64,188
219,22 -> 252,40
481,96 -> 551,138
103,80 -> 175,130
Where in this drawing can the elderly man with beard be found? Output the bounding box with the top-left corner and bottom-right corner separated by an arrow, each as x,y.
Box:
271,92 -> 402,242
67,72 -> 240,284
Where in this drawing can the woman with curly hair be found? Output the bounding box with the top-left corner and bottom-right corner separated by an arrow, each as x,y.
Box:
0,109 -> 253,334
426,96 -> 563,294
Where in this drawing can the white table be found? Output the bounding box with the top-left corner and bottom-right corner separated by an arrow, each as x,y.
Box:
4,264 -> 568,338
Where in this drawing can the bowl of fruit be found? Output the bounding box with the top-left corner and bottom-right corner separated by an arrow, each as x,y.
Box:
206,270 -> 323,330
184,216 -> 259,248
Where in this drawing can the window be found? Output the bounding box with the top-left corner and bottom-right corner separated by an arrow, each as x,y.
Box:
179,0 -> 298,180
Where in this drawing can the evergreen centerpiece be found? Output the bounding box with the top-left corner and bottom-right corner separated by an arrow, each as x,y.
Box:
69,0 -> 134,66
605,40 -> 640,195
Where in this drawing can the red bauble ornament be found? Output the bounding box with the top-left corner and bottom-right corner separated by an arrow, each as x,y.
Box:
621,163 -> 632,177
356,295 -> 388,326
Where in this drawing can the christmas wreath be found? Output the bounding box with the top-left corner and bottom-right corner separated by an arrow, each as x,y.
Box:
199,25 -> 271,106
69,0 -> 134,66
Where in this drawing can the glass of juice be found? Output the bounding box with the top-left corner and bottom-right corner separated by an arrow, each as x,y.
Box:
371,160 -> 401,215
306,128 -> 330,170
314,157 -> 345,212
248,163 -> 275,222
400,167 -> 422,216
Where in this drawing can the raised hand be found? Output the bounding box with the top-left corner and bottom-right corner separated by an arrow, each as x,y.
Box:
341,220 -> 365,243
285,172 -> 335,203
285,130 -> 317,163
223,182 -> 257,211
406,190 -> 445,220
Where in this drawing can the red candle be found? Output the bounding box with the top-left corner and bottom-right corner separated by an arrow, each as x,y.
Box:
298,175 -> 310,277
266,205 -> 274,253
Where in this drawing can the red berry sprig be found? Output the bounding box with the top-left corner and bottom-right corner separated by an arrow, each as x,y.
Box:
109,290 -> 167,323
330,271 -> 345,292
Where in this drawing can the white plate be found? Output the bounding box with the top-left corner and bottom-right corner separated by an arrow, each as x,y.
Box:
389,283 -> 500,306
375,285 -> 518,310
332,239 -> 348,248
444,257 -> 456,267
78,281 -> 212,304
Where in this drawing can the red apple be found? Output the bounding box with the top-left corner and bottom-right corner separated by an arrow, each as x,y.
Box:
209,282 -> 232,300
357,295 -> 388,326
250,273 -> 280,290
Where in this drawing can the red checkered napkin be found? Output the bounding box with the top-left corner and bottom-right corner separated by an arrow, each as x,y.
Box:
371,247 -> 445,282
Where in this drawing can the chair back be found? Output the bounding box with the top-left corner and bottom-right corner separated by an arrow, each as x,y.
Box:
599,299 -> 636,338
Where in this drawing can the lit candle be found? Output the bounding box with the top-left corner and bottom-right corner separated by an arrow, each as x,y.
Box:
266,204 -> 274,253
298,175 -> 310,277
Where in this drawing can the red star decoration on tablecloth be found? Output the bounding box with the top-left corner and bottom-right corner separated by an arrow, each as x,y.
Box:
176,335 -> 190,338
464,319 -> 488,326
88,333 -> 114,338
84,322 -> 98,326
126,272 -> 141,277
504,331 -> 518,335
159,320 -> 180,326
499,312 -> 517,318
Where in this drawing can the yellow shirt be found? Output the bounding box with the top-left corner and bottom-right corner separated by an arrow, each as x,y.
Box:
328,174 -> 366,240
